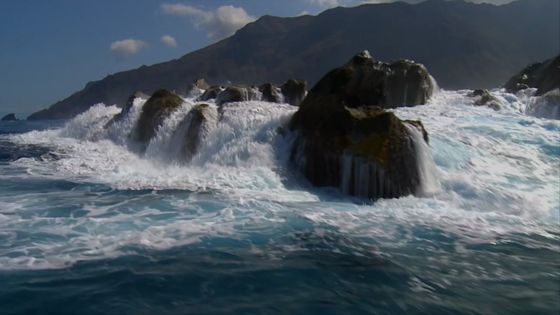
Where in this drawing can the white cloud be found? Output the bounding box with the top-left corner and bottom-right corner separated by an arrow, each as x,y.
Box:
161,4 -> 256,41
161,35 -> 178,47
110,39 -> 147,57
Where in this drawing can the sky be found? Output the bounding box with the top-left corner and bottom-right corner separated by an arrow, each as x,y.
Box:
0,0 -> 515,115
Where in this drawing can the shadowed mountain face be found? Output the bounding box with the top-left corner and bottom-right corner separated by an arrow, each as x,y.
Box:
28,0 -> 559,120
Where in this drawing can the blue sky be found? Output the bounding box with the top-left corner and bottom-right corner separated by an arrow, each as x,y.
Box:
0,0 -> 513,115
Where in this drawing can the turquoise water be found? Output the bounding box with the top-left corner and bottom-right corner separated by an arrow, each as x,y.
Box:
0,90 -> 558,314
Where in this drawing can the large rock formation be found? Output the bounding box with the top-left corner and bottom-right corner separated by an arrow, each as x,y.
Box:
132,89 -> 183,146
505,55 -> 560,95
291,51 -> 434,116
290,51 -> 435,199
1,113 -> 17,121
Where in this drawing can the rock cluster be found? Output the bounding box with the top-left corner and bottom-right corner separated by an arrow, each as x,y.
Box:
110,51 -> 437,199
197,80 -> 307,106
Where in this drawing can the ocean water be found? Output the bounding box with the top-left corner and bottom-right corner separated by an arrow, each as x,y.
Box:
0,89 -> 558,315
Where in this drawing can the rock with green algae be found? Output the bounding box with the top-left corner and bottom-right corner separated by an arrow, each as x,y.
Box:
132,89 -> 183,147
289,51 -> 434,199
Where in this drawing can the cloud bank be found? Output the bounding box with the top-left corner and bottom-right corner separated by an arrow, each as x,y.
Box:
110,39 -> 147,57
162,4 -> 256,41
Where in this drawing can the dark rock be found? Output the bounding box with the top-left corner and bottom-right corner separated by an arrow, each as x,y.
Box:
467,89 -> 501,111
132,89 -> 183,146
384,60 -> 434,107
175,104 -> 218,161
215,86 -> 261,105
1,113 -> 17,121
110,91 -> 148,125
197,86 -> 223,101
280,79 -> 307,106
505,55 -> 560,96
290,51 -> 434,199
199,81 -> 308,106
259,83 -> 283,103
192,78 -> 211,91
186,78 -> 211,96
292,51 -> 433,119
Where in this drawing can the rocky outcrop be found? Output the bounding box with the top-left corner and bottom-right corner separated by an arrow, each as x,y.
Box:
108,91 -> 148,127
280,80 -> 307,106
505,55 -> 560,96
384,59 -> 435,107
1,113 -> 17,121
294,51 -> 434,113
215,86 -> 262,105
196,80 -> 307,106
467,89 -> 501,111
198,86 -> 224,102
132,89 -> 183,146
186,79 -> 211,97
289,51 -> 435,199
260,83 -> 283,103
174,104 -> 218,161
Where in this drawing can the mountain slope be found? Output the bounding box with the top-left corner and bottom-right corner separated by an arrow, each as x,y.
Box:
28,0 -> 559,120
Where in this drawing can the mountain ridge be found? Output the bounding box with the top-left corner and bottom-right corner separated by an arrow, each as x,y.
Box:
28,0 -> 560,120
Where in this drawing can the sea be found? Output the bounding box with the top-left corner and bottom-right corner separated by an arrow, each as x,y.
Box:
0,88 -> 558,315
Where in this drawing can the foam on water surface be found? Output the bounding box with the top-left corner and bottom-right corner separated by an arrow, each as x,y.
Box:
0,90 -> 558,273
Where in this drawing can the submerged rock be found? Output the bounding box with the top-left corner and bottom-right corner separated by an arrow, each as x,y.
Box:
467,89 -> 501,111
1,113 -> 17,121
290,51 -> 435,199
132,89 -> 183,146
505,55 -> 560,96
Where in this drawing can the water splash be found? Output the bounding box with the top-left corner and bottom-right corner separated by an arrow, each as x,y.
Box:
405,123 -> 441,196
